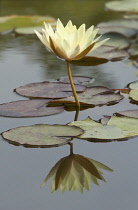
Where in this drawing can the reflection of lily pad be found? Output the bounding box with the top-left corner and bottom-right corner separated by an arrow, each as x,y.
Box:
2,124 -> 83,147
105,0 -> 138,14
69,116 -> 138,141
0,99 -> 64,117
57,76 -> 93,85
0,15 -> 56,33
52,86 -> 123,106
15,81 -> 86,99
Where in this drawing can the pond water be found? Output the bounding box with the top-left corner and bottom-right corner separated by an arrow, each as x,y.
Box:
0,0 -> 138,210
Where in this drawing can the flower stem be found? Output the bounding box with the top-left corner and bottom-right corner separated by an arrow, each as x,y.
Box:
68,142 -> 73,155
66,60 -> 80,109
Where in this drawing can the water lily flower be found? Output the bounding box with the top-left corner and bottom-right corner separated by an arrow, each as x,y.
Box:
35,19 -> 109,108
41,154 -> 113,193
35,19 -> 109,61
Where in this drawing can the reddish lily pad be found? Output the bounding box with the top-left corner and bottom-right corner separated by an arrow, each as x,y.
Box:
0,99 -> 64,117
71,56 -> 108,66
2,124 -> 84,147
51,86 -> 124,106
15,81 -> 86,99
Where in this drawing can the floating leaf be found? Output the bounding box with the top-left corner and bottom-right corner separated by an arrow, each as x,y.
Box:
14,22 -> 56,35
87,45 -> 129,61
69,115 -> 138,141
128,80 -> 138,101
51,86 -> 123,106
100,33 -> 130,49
15,81 -> 86,99
128,80 -> 138,89
71,56 -> 108,66
105,0 -> 138,14
0,15 -> 56,34
98,19 -> 138,31
129,90 -> 138,101
97,24 -> 137,37
115,110 -> 138,118
2,124 -> 83,147
0,99 -> 64,117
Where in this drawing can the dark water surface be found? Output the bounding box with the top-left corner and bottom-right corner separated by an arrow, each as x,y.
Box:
0,1 -> 138,210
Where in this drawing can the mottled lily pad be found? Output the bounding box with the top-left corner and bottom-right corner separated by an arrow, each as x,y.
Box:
2,124 -> 84,147
69,116 -> 138,141
0,99 -> 64,117
105,0 -> 138,14
15,81 -> 86,99
51,86 -> 123,106
0,15 -> 56,34
115,110 -> 138,118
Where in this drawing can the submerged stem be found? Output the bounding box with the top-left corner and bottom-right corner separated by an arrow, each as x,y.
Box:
66,60 -> 80,109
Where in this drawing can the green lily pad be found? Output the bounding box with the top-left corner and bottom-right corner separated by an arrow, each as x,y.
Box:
105,0 -> 138,14
128,80 -> 138,89
0,15 -> 56,34
0,99 -> 64,117
2,124 -> 84,147
69,116 -> 138,141
14,22 -> 56,35
115,110 -> 138,118
129,90 -> 138,101
51,86 -> 123,106
15,81 -> 86,99
128,80 -> 138,101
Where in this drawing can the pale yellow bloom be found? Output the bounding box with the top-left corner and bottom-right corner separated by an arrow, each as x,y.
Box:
41,154 -> 113,193
35,19 -> 109,61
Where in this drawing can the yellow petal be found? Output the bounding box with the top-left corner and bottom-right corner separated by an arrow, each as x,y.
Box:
56,18 -> 64,33
92,38 -> 110,51
73,42 -> 96,60
49,36 -> 68,60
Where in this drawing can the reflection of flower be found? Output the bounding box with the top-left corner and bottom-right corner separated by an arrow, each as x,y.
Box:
41,154 -> 113,193
35,19 -> 109,61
